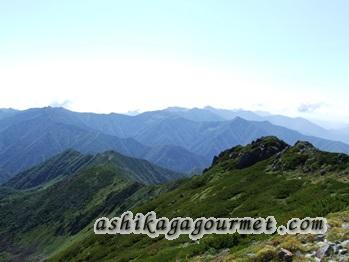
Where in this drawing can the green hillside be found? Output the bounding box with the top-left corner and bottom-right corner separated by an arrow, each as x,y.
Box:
0,151 -> 184,261
4,150 -> 93,189
50,137 -> 349,261
5,150 -> 183,190
1,136 -> 348,261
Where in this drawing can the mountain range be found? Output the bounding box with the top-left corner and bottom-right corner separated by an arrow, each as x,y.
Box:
1,106 -> 349,183
51,137 -> 349,261
0,137 -> 348,261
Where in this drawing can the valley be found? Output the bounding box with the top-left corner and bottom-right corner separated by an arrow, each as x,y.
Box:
0,136 -> 347,261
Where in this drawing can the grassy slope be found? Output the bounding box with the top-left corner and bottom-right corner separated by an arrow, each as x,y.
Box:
4,150 -> 183,191
0,153 -> 183,261
50,138 -> 349,261
4,150 -> 93,189
223,210 -> 349,261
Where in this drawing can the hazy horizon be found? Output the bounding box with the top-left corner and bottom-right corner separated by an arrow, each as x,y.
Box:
1,1 -> 348,125
2,104 -> 348,129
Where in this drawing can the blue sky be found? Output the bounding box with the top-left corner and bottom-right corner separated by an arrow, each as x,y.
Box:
0,0 -> 348,124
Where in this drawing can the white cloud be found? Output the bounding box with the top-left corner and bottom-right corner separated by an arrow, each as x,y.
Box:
298,102 -> 325,113
49,99 -> 72,108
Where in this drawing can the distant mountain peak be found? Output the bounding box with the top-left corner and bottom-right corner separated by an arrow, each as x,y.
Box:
231,116 -> 248,122
0,108 -> 17,112
42,106 -> 68,111
164,106 -> 188,112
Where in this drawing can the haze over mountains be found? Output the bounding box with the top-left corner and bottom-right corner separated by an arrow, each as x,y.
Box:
0,106 -> 349,183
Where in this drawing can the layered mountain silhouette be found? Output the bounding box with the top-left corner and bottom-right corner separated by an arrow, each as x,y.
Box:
155,106 -> 349,143
0,107 -> 206,181
1,106 -> 349,182
1,137 -> 348,261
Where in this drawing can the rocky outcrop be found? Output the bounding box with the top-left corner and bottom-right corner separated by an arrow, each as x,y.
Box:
270,140 -> 349,175
211,136 -> 289,169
